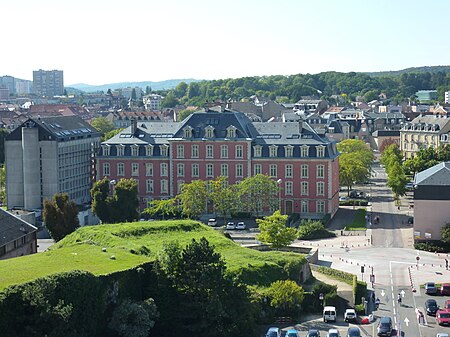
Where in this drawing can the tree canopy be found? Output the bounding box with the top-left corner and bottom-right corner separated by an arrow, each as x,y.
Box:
90,117 -> 115,135
256,211 -> 297,249
43,193 -> 80,241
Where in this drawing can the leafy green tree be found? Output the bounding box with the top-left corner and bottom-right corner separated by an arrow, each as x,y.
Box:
179,180 -> 207,219
267,280 -> 305,316
441,224 -> 450,243
177,109 -> 195,121
102,128 -> 123,142
380,143 -> 403,171
108,298 -> 158,337
237,174 -> 278,217
210,176 -> 237,222
174,81 -> 188,98
161,91 -> 178,108
386,161 -> 408,198
297,220 -> 333,240
337,139 -> 374,169
256,211 -> 297,249
0,128 -> 9,164
110,178 -> 139,222
187,82 -> 201,99
144,198 -> 179,220
91,177 -> 112,223
43,193 -> 80,241
90,117 -> 115,134
363,89 -> 379,102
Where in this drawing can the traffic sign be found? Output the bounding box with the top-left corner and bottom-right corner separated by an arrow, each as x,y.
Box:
416,256 -> 420,261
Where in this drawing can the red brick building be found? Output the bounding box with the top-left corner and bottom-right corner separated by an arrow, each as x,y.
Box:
97,108 -> 340,219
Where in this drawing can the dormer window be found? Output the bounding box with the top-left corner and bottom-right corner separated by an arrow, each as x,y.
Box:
269,145 -> 278,157
183,126 -> 193,138
131,145 -> 139,157
284,145 -> 293,157
160,144 -> 169,157
254,145 -> 262,157
317,145 -> 325,158
205,126 -> 214,138
116,145 -> 125,156
102,145 -> 110,156
226,126 -> 237,138
300,145 -> 309,157
145,145 -> 154,156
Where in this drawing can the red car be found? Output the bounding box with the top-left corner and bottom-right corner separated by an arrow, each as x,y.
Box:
437,310 -> 450,325
444,300 -> 450,311
441,284 -> 450,296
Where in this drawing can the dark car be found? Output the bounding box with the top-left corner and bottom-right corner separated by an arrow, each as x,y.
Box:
307,330 -> 320,337
441,283 -> 450,296
425,282 -> 438,295
346,327 -> 361,337
425,299 -> 439,316
377,316 -> 392,337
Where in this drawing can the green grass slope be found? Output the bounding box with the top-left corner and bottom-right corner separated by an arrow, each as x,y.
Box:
0,220 -> 305,290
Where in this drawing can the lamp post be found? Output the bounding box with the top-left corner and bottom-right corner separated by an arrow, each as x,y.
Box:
109,179 -> 117,195
319,292 -> 324,309
277,179 -> 282,213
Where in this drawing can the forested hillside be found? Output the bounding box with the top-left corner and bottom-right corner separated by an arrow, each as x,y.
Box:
159,68 -> 450,108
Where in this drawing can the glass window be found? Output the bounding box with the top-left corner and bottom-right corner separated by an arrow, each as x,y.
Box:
191,145 -> 199,158
317,146 -> 325,157
235,145 -> 243,158
317,200 -> 325,214
103,162 -> 110,176
221,145 -> 228,158
254,146 -> 262,157
221,164 -> 228,177
227,127 -> 236,138
102,145 -> 110,156
317,164 -> 325,178
269,146 -> 278,157
184,128 -> 192,138
177,163 -> 184,177
301,181 -> 308,196
236,164 -> 243,177
301,146 -> 309,157
205,127 -> 214,138
206,145 -> 213,158
117,145 -> 124,156
206,164 -> 214,177
285,181 -> 293,195
117,163 -> 124,176
254,164 -> 262,175
192,163 -> 199,177
301,164 -> 308,178
131,146 -> 139,157
160,163 -> 168,176
177,180 -> 184,194
269,164 -> 277,177
131,163 -> 139,176
160,145 -> 169,157
146,163 -> 153,176
160,180 -> 168,194
285,164 -> 293,178
285,146 -> 293,157
301,200 -> 308,213
316,182 -> 325,196
146,179 -> 154,193
177,145 -> 184,158
145,145 -> 153,156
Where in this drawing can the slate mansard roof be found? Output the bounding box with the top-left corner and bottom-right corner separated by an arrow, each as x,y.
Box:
101,109 -> 339,159
415,162 -> 450,187
0,209 -> 37,247
6,115 -> 101,142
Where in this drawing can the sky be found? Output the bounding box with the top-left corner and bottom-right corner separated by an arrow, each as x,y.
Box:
3,0 -> 450,85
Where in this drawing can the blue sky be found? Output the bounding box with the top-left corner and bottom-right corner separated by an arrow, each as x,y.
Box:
3,0 -> 449,85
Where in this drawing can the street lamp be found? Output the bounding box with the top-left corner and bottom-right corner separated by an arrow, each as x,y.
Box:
277,179 -> 282,213
109,179 -> 117,195
319,292 -> 324,308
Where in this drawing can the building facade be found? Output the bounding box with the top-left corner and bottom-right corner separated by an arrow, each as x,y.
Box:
33,69 -> 64,97
400,115 -> 450,159
97,109 -> 340,219
5,116 -> 101,210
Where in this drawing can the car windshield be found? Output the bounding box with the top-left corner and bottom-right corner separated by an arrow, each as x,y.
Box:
287,333 -> 297,337
427,283 -> 435,287
441,313 -> 450,318
329,334 -> 339,337
267,332 -> 278,337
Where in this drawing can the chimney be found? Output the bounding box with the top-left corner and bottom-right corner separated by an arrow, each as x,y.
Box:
131,118 -> 137,134
299,120 -> 303,133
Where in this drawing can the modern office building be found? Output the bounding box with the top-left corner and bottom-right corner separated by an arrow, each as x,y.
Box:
97,108 -> 340,219
415,90 -> 437,103
5,115 -> 101,210
33,69 -> 64,97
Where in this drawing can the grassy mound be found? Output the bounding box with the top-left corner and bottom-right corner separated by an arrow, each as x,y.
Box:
0,220 -> 306,290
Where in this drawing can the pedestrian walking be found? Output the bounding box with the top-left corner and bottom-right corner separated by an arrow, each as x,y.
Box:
446,258 -> 448,270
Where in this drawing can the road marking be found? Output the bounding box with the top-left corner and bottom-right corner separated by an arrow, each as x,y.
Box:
401,290 -> 405,297
404,317 -> 409,326
381,289 -> 385,297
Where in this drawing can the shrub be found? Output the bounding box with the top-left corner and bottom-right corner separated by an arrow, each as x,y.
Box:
297,220 -> 335,240
339,199 -> 368,206
415,240 -> 450,253
316,266 -> 354,285
267,280 -> 305,317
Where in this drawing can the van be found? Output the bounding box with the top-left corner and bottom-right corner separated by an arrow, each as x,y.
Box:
323,305 -> 337,322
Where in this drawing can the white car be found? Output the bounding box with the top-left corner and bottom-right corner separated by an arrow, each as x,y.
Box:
327,329 -> 340,337
226,221 -> 236,230
437,334 -> 450,337
236,221 -> 246,230
344,308 -> 357,322
207,218 -> 217,226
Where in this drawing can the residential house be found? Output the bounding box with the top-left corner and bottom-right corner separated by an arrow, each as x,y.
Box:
97,108 -> 340,219
106,111 -> 162,128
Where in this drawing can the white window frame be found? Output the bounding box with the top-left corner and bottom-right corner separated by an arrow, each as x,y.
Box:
301,181 -> 308,196
221,164 -> 228,177
160,163 -> 168,176
160,180 -> 168,194
146,179 -> 154,193
145,163 -> 153,176
284,145 -> 293,157
285,181 -> 293,195
285,164 -> 293,178
221,145 -> 228,159
269,164 -> 277,177
177,163 -> 184,177
103,162 -> 110,176
301,146 -> 309,157
191,144 -> 199,158
235,145 -> 243,158
177,144 -> 184,158
254,145 -> 262,157
206,145 -> 213,158
316,181 -> 325,196
236,164 -> 243,178
131,145 -> 139,157
301,164 -> 308,178
192,163 -> 199,177
269,145 -> 278,157
117,162 -> 124,176
317,164 -> 325,178
206,163 -> 214,177
254,164 -> 262,175
131,162 -> 139,176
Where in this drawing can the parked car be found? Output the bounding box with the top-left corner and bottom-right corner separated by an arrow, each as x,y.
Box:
346,327 -> 361,337
441,283 -> 450,295
444,300 -> 450,311
437,333 -> 450,337
426,299 -> 439,316
265,327 -> 281,337
437,310 -> 450,325
425,282 -> 438,295
377,316 -> 392,336
323,306 -> 337,322
226,221 -> 236,230
349,190 -> 365,199
327,329 -> 341,337
344,308 -> 357,322
207,218 -> 217,226
405,182 -> 414,190
339,196 -> 350,202
286,329 -> 300,337
307,330 -> 320,337
236,221 -> 246,230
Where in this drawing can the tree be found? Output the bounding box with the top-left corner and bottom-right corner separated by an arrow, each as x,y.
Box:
91,177 -> 112,223
363,89 -> 379,102
442,224 -> 450,243
256,211 -> 297,249
237,174 -> 278,217
144,198 -> 179,220
110,178 -> 139,222
90,117 -> 115,135
187,82 -> 201,99
337,139 -> 374,169
102,128 -> 123,142
179,180 -> 207,219
209,176 -> 237,222
161,91 -> 178,108
174,81 -> 188,98
386,160 -> 408,198
0,128 -> 10,164
380,143 -> 402,171
177,109 -> 195,121
267,280 -> 305,316
43,193 -> 79,241
379,138 -> 398,153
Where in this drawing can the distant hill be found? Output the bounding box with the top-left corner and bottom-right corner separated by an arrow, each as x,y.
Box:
68,79 -> 201,93
365,65 -> 450,77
